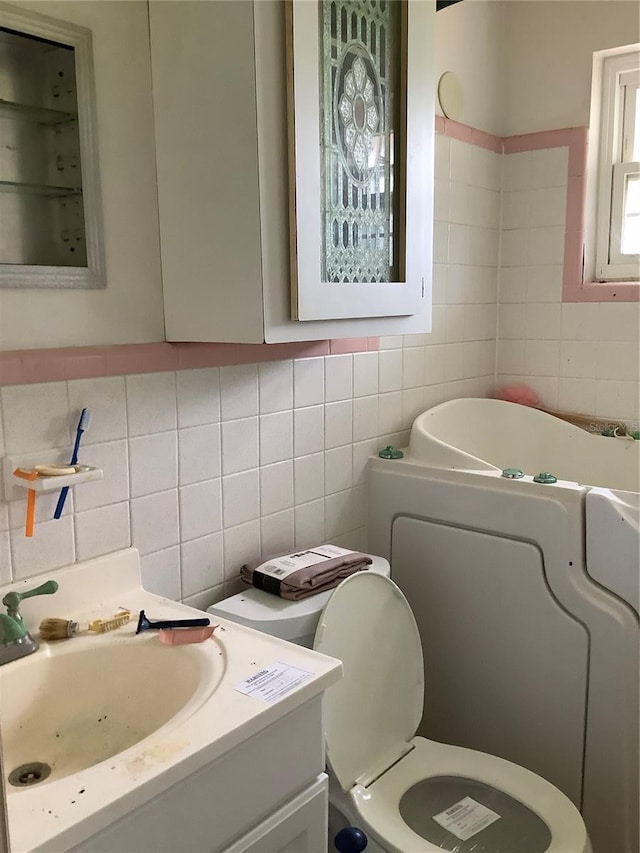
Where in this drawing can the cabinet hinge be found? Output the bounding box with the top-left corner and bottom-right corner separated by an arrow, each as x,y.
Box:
421,277 -> 425,297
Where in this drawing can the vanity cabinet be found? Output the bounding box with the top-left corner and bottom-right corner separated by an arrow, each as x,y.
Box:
2,550 -> 340,853
149,0 -> 435,344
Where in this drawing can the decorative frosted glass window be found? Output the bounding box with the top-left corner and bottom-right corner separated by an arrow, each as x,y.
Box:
319,1 -> 402,284
286,0 -> 433,323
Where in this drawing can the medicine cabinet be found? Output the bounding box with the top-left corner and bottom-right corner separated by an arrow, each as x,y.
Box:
150,0 -> 434,343
0,3 -> 104,289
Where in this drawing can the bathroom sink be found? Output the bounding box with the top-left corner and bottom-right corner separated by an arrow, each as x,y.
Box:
0,550 -> 341,853
0,635 -> 224,787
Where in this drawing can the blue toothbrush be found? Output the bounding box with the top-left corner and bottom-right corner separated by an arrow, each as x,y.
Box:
54,408 -> 91,519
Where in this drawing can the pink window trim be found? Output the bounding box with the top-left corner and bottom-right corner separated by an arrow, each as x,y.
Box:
437,118 -> 638,303
0,337 -> 380,387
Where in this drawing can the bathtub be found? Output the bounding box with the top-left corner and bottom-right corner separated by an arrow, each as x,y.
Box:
367,398 -> 639,853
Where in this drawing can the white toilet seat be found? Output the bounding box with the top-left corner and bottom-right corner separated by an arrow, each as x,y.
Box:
314,573 -> 591,853
349,736 -> 591,853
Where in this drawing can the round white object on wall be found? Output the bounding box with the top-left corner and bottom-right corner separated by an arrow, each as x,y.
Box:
437,71 -> 463,120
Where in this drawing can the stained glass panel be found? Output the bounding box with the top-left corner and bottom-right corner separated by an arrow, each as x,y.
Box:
319,0 -> 403,283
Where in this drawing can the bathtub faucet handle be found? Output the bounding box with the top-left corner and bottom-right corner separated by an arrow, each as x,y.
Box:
379,446 -> 404,460
533,472 -> 558,484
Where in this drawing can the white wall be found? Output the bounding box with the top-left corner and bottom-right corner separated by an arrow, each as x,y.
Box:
436,0 -> 638,137
434,0 -> 505,136
502,0 -> 639,136
0,133 -> 501,596
495,1 -> 640,429
497,146 -> 640,426
0,0 -> 165,350
3,0 -> 638,596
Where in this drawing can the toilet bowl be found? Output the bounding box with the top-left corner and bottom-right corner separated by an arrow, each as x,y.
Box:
210,562 -> 592,852
314,572 -> 591,853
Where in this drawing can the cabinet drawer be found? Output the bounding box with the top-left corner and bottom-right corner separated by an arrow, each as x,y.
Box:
224,774 -> 328,853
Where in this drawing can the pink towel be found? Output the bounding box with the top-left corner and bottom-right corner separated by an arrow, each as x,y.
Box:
241,545 -> 372,600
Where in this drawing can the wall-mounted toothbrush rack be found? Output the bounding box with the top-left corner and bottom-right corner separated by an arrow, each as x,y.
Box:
2,455 -> 102,502
11,465 -> 102,493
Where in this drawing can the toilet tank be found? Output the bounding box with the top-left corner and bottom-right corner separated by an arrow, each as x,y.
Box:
209,555 -> 390,647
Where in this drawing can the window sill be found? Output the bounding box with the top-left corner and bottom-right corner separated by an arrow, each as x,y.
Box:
563,280 -> 640,302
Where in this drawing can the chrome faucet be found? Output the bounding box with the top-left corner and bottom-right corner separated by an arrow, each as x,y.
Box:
0,579 -> 58,666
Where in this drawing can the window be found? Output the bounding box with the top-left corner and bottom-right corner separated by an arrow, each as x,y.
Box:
592,45 -> 640,282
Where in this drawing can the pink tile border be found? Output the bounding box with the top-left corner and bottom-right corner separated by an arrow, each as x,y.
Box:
4,120 -> 637,387
562,280 -> 639,302
437,119 -> 638,305
0,339 -> 376,387
329,337 -> 380,354
502,127 -> 576,154
435,115 -> 503,153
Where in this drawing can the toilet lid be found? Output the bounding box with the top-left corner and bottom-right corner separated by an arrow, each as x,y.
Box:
313,573 -> 424,790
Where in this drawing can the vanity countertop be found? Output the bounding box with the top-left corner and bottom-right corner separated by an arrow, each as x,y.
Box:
0,549 -> 342,852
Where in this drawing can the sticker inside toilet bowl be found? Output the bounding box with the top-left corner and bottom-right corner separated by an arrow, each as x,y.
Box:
432,796 -> 501,841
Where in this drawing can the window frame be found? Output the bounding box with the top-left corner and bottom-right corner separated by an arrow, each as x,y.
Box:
592,47 -> 640,281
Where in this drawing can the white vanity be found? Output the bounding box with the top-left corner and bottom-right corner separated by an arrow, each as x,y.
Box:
0,549 -> 341,852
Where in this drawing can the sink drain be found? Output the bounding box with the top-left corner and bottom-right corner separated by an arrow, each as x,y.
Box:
8,762 -> 51,787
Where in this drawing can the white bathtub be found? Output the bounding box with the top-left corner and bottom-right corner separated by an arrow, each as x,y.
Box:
410,397 -> 640,492
368,398 -> 639,853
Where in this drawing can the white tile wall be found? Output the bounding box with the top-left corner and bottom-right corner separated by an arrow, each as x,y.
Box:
0,342 -> 495,603
3,133 -> 617,638
293,357 -> 324,407
3,131 -> 634,609
325,354 -> 353,402
497,146 -> 640,427
259,411 -> 293,466
220,364 -> 258,420
258,360 -> 293,414
178,424 -> 221,485
126,373 -> 177,436
176,368 -> 220,427
261,510 -> 294,559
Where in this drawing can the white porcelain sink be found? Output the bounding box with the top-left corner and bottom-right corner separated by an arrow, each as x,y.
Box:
0,549 -> 341,853
1,635 -> 224,787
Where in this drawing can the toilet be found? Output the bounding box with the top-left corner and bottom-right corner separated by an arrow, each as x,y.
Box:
210,562 -> 592,853
209,554 -> 391,647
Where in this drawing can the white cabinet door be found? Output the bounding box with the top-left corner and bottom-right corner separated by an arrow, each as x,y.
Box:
149,0 -> 267,345
224,775 -> 328,853
288,0 -> 433,322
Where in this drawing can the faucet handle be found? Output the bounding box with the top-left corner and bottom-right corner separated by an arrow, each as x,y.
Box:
3,580 -> 58,622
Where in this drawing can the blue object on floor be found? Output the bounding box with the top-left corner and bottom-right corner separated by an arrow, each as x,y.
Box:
334,827 -> 368,852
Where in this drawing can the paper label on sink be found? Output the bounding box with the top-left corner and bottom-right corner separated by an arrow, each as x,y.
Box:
235,662 -> 314,702
432,797 -> 501,841
253,545 -> 354,579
